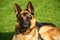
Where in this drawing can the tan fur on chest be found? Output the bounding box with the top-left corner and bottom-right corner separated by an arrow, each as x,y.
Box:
12,28 -> 38,40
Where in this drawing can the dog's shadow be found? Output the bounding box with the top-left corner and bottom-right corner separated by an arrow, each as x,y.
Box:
0,32 -> 14,40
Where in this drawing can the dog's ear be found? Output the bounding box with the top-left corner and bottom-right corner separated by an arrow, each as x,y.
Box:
14,3 -> 22,15
27,1 -> 34,15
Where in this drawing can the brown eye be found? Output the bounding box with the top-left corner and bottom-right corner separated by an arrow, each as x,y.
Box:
27,15 -> 32,21
30,15 -> 32,19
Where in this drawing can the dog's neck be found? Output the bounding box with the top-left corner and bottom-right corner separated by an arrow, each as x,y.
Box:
15,27 -> 38,40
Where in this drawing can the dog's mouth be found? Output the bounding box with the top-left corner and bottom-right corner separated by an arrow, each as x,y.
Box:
23,24 -> 29,28
19,21 -> 30,32
20,24 -> 30,33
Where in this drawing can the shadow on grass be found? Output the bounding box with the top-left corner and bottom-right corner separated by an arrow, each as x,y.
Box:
0,32 -> 14,40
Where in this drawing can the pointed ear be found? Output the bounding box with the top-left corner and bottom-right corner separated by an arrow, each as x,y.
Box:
14,3 -> 22,15
27,1 -> 34,15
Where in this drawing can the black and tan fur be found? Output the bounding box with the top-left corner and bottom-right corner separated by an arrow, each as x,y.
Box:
12,2 -> 38,40
36,22 -> 60,40
12,1 -> 60,40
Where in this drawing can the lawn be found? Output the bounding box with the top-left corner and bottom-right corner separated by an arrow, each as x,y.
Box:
0,0 -> 60,40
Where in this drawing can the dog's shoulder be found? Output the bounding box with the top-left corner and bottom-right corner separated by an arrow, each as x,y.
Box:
36,22 -> 56,40
36,22 -> 56,30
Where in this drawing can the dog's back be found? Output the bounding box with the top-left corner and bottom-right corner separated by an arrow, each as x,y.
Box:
36,22 -> 60,40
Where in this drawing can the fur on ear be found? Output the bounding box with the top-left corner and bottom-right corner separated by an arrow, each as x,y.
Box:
27,1 -> 34,15
14,3 -> 22,15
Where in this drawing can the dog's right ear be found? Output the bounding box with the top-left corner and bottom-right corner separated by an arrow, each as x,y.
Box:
14,3 -> 22,15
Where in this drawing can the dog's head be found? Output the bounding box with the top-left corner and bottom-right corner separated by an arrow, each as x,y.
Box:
14,2 -> 36,32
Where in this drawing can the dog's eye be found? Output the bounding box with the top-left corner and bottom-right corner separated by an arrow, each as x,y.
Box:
27,16 -> 32,20
29,16 -> 32,19
20,17 -> 23,20
30,15 -> 32,19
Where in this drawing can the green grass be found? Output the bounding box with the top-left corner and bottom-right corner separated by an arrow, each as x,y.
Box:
0,0 -> 60,40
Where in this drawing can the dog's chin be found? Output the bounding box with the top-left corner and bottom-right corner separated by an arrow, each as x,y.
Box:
20,25 -> 30,33
20,28 -> 28,33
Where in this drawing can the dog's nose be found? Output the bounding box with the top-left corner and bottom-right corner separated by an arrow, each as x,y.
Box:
24,21 -> 29,25
23,23 -> 29,27
23,21 -> 29,27
24,25 -> 28,27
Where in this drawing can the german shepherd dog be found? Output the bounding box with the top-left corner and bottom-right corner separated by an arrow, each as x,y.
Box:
12,2 -> 38,40
12,1 -> 60,40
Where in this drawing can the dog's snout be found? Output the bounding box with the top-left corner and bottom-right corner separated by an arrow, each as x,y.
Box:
23,21 -> 29,27
23,25 -> 28,27
24,21 -> 29,25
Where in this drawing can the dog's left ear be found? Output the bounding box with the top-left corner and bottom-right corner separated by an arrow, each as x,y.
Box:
27,1 -> 34,15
